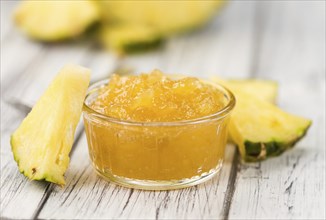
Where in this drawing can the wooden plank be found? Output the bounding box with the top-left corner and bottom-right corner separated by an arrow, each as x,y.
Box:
5,41 -> 91,105
0,0 -> 17,42
229,1 -> 325,219
1,31 -> 44,97
0,0 -> 44,108
0,4 -> 54,217
5,43 -> 118,106
37,1 -> 257,219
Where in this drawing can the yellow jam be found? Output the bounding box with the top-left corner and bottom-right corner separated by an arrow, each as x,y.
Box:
91,70 -> 226,122
83,70 -> 231,185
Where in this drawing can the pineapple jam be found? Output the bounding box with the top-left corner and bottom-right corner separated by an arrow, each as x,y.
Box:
83,70 -> 235,189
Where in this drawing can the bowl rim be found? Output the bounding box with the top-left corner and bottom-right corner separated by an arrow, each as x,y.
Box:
83,76 -> 236,127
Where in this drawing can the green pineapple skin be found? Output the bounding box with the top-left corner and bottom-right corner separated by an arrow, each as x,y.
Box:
243,123 -> 311,162
120,38 -> 163,54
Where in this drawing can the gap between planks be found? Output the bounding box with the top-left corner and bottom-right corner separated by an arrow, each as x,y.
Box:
221,2 -> 264,219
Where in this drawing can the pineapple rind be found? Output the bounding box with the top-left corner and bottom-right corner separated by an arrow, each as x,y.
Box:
243,123 -> 311,162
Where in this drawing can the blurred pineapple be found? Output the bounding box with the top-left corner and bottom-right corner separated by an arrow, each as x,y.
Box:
14,0 -> 226,53
14,0 -> 100,41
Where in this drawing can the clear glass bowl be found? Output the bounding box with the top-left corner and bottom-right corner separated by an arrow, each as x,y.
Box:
83,78 -> 235,190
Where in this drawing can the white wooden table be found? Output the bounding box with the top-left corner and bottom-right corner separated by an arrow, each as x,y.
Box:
1,1 -> 325,219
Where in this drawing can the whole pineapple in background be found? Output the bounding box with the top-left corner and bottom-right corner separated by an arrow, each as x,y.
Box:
11,64 -> 90,185
13,0 -> 226,53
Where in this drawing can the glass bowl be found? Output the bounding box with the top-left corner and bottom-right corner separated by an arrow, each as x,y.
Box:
83,77 -> 235,190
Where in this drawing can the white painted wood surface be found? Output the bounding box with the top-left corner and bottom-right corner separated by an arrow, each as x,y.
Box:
229,2 -> 325,219
1,1 -> 325,219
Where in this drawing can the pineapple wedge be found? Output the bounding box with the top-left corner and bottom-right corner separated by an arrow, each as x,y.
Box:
14,0 -> 99,41
211,78 -> 311,161
11,64 -> 90,185
227,85 -> 311,161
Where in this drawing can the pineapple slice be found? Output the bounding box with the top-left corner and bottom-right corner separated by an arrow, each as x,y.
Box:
11,64 -> 90,185
211,78 -> 311,161
228,87 -> 311,161
14,0 -> 99,41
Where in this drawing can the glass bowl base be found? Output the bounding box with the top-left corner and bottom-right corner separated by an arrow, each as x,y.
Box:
93,163 -> 223,190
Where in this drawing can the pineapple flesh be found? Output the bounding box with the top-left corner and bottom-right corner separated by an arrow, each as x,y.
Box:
11,64 -> 90,185
226,79 -> 278,103
211,77 -> 278,104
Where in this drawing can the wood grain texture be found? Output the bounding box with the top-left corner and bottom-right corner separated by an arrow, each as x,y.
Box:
228,2 -> 326,219
0,0 -> 17,42
1,1 -> 325,219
